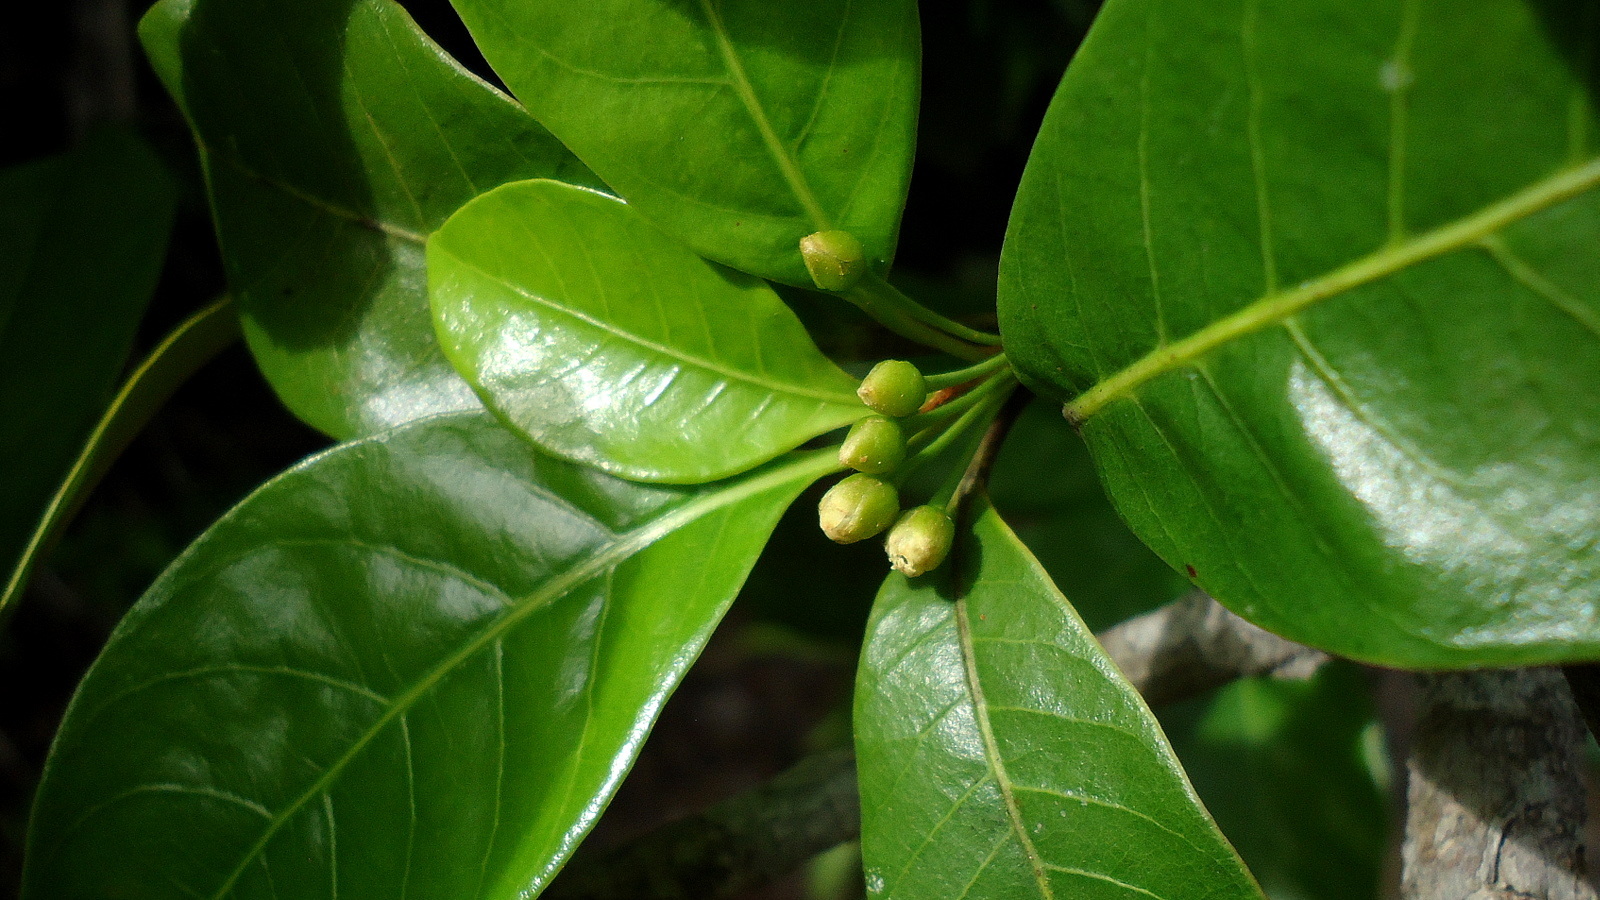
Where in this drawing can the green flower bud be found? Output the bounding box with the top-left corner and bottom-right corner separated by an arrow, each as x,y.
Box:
857,360 -> 927,418
818,474 -> 899,544
885,505 -> 955,577
839,415 -> 907,475
800,230 -> 867,291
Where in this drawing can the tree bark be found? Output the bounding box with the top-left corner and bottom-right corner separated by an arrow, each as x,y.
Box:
1401,669 -> 1595,900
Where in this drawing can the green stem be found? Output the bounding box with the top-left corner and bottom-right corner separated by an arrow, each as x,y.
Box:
841,276 -> 997,361
898,376 -> 1018,484
907,370 -> 1013,427
859,275 -> 1003,346
924,352 -> 1011,391
945,387 -> 1030,518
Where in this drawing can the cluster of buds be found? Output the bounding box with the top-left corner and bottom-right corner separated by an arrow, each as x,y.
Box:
818,360 -> 955,577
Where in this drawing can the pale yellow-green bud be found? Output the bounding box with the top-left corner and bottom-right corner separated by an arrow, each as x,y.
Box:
800,230 -> 867,291
857,360 -> 926,418
839,415 -> 907,475
818,474 -> 899,544
885,505 -> 955,577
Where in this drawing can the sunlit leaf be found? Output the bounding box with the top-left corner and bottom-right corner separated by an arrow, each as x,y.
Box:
447,0 -> 920,286
855,500 -> 1264,900
429,179 -> 866,483
139,0 -> 604,438
999,0 -> 1600,666
24,414 -> 834,899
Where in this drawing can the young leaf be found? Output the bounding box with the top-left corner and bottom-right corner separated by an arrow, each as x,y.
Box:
0,130 -> 175,624
445,0 -> 920,287
854,501 -> 1264,900
139,0 -> 606,439
429,179 -> 867,483
23,414 -> 835,900
998,0 -> 1600,666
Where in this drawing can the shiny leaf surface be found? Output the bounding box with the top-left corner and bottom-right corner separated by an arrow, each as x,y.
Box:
0,130 -> 175,623
447,0 -> 920,286
854,501 -> 1263,900
430,179 -> 866,483
998,0 -> 1600,666
139,0 -> 604,438
24,414 -> 833,899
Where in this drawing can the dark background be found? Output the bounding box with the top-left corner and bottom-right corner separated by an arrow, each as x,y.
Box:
0,0 -> 1100,895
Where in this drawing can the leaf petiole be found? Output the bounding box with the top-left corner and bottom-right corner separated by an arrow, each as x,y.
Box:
897,375 -> 1018,484
842,275 -> 1000,361
923,351 -> 1011,391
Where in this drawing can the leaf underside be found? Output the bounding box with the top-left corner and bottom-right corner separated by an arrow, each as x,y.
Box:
855,501 -> 1264,900
23,414 -> 831,900
999,0 -> 1600,667
139,0 -> 604,439
447,0 -> 920,286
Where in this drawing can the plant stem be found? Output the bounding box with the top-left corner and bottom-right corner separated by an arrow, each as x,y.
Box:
907,372 -> 1011,428
841,275 -> 998,361
898,376 -> 1017,483
944,387 -> 1030,517
923,351 -> 1011,391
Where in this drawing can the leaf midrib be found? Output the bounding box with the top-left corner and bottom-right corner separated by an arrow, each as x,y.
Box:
696,0 -> 832,232
201,140 -> 429,245
1064,155 -> 1600,421
954,599 -> 1054,900
438,244 -> 861,405
204,448 -> 838,899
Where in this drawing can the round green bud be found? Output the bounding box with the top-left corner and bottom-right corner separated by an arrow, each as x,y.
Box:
800,230 -> 867,291
839,415 -> 907,475
885,505 -> 956,577
857,360 -> 927,418
818,474 -> 900,544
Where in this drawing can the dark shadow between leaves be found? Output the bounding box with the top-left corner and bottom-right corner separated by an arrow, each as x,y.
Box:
1529,0 -> 1600,124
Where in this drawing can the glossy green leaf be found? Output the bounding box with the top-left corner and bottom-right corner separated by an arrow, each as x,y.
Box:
1,296 -> 239,618
1161,663 -> 1387,900
988,400 -> 1188,632
998,0 -> 1600,666
23,414 -> 834,900
429,179 -> 867,483
446,0 -> 920,287
0,130 -> 175,623
854,500 -> 1264,900
139,0 -> 605,439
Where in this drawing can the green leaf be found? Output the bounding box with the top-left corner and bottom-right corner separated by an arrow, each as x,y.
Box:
988,400 -> 1188,632
1,297 -> 239,618
0,130 -> 175,624
24,414 -> 834,900
429,179 -> 867,483
998,0 -> 1600,666
446,0 -> 920,287
854,500 -> 1264,900
139,0 -> 605,439
1161,663 -> 1387,900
